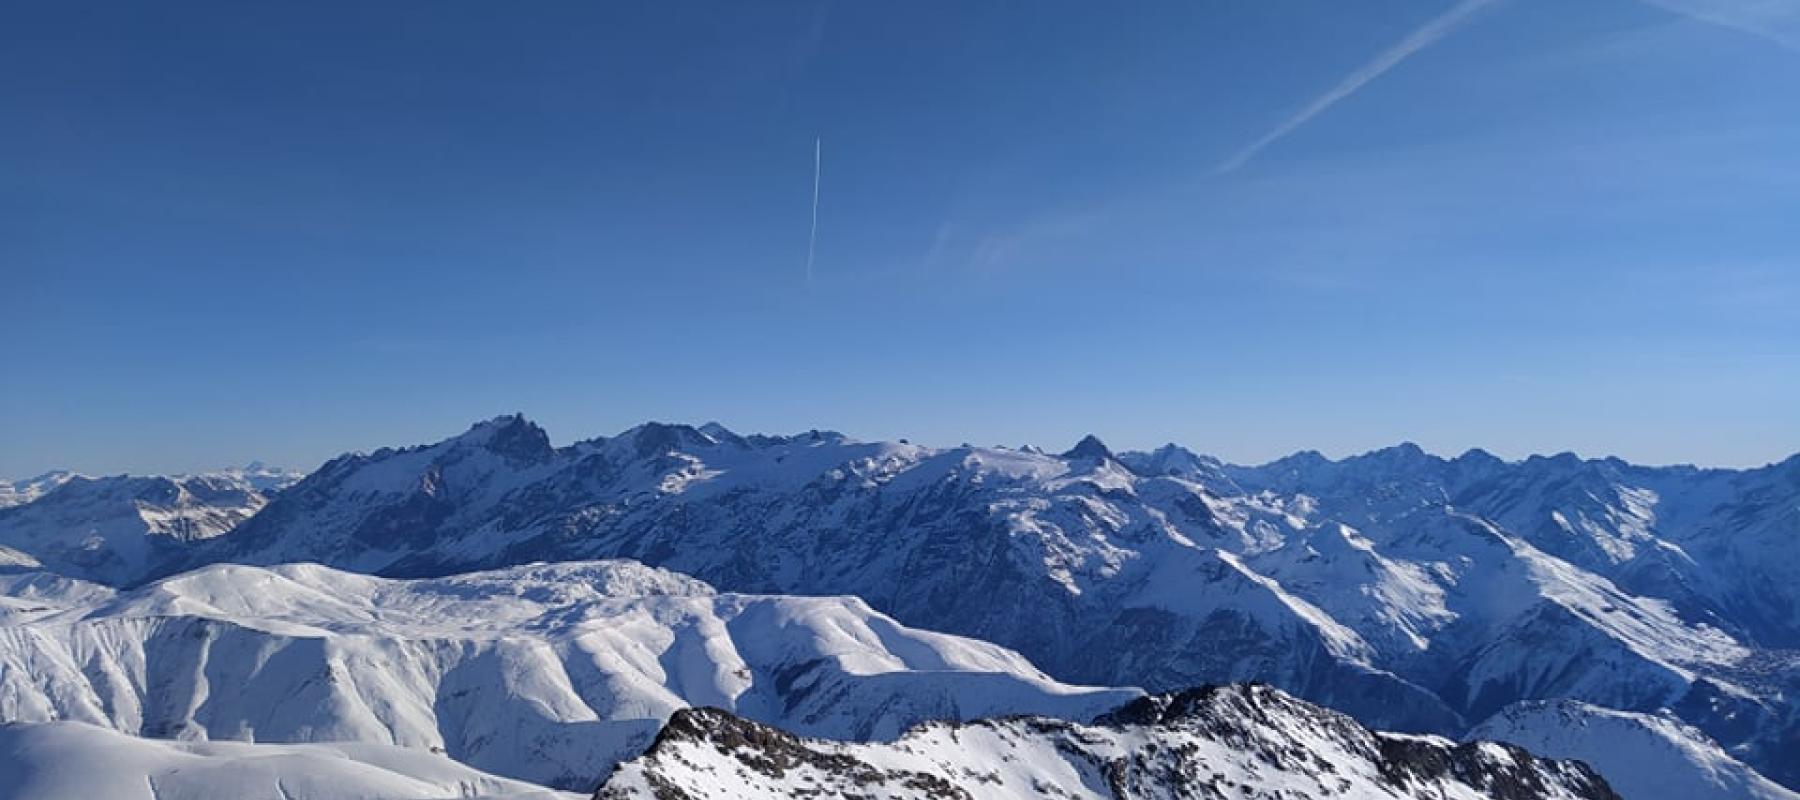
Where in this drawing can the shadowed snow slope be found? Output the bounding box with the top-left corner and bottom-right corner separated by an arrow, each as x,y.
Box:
0,560 -> 1136,790
1469,700 -> 1800,800
0,721 -> 577,800
597,683 -> 1622,800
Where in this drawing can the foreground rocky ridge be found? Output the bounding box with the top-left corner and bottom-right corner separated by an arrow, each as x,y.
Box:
1468,700 -> 1800,800
596,683 -> 1623,800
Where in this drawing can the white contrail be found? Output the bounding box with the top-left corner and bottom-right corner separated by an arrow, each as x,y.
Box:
1636,0 -> 1800,51
806,137 -> 821,283
1215,0 -> 1501,174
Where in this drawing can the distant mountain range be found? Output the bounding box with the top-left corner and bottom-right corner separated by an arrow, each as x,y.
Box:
0,470 -> 75,509
2,415 -> 1795,796
0,464 -> 303,582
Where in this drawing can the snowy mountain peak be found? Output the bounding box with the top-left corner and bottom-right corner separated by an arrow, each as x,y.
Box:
1357,441 -> 1434,467
1061,433 -> 1115,462
1096,682 -> 1322,726
695,421 -> 745,446
455,413 -> 556,463
196,463 -> 306,493
1526,451 -> 1588,470
1456,447 -> 1506,468
1255,447 -> 1334,478
1119,443 -> 1235,485
616,421 -> 727,458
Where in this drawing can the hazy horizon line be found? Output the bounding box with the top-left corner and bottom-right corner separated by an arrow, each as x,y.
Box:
8,414 -> 1791,482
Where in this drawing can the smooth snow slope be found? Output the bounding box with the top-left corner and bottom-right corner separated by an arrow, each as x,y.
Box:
0,721 -> 577,800
0,560 -> 1136,790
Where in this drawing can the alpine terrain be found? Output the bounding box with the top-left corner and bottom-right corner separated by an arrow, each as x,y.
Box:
0,465 -> 302,584
104,415 -> 1799,790
0,559 -> 1133,789
1468,700 -> 1800,800
3,415 -> 1795,797
597,683 -> 1622,800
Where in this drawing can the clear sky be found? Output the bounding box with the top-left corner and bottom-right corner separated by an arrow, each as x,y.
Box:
4,1 -> 1798,477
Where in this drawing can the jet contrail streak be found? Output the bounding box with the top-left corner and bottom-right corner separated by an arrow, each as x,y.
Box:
806,137 -> 821,283
1215,0 -> 1500,174
1637,0 -> 1800,51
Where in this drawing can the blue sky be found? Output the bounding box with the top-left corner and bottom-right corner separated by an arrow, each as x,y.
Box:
3,1 -> 1797,476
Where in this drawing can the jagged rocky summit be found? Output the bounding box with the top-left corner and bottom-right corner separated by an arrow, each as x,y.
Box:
595,683 -> 1623,800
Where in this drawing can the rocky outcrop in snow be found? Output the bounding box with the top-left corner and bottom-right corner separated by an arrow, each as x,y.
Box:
596,683 -> 1623,800
1469,700 -> 1799,800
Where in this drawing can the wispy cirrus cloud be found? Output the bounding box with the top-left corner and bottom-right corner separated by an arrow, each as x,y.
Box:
1215,0 -> 1503,174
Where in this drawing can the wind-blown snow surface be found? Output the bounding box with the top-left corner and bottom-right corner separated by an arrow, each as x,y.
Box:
597,684 -> 1622,800
0,721 -> 578,800
0,465 -> 302,584
1469,700 -> 1800,800
139,416 -> 1799,788
0,560 -> 1134,790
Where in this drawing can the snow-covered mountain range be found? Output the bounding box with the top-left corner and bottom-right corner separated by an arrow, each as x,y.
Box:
597,683 -> 1622,800
0,471 -> 76,509
0,560 -> 1132,790
0,464 -> 303,584
3,416 -> 1795,795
